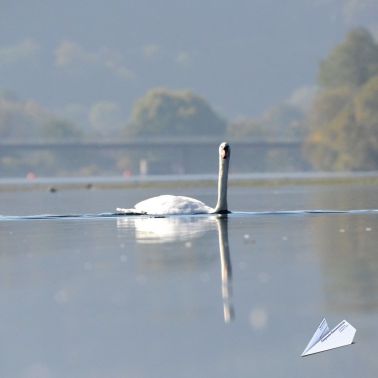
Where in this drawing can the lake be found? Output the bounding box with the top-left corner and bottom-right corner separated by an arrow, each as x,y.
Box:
0,180 -> 377,377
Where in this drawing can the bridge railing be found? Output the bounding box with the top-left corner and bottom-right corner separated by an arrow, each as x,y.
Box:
0,139 -> 307,176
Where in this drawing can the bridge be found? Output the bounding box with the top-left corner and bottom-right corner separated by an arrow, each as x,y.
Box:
0,139 -> 305,174
0,139 -> 301,151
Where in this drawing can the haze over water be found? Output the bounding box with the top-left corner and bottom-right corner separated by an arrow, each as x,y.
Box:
0,182 -> 377,377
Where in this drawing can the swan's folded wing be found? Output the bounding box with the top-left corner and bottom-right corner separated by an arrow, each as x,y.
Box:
134,195 -> 213,215
115,207 -> 147,215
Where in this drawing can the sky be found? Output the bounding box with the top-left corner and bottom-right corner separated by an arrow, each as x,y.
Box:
0,0 -> 377,128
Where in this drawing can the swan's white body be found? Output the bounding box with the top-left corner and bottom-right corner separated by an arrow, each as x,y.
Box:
134,194 -> 213,215
117,142 -> 230,216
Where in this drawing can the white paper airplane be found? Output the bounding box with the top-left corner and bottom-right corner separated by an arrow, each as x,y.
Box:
301,318 -> 356,356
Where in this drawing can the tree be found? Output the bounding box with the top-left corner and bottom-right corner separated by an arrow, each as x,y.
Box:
228,103 -> 306,141
352,75 -> 378,167
307,87 -> 353,129
0,96 -> 81,141
305,76 -> 378,170
318,28 -> 378,89
304,28 -> 378,171
228,118 -> 267,139
40,118 -> 82,140
125,88 -> 226,138
260,104 -> 306,140
89,101 -> 124,137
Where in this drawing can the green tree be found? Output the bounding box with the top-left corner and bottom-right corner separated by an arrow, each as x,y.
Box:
228,104 -> 305,141
305,76 -> 378,170
0,96 -> 81,141
352,75 -> 378,167
318,28 -> 378,89
260,104 -> 306,139
307,87 -> 353,128
125,88 -> 226,138
40,118 -> 82,140
228,118 -> 267,139
305,28 -> 378,171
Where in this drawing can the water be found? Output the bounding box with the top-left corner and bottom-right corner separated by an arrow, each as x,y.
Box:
0,182 -> 378,377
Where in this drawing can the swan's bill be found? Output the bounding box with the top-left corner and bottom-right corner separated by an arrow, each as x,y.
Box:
301,319 -> 356,356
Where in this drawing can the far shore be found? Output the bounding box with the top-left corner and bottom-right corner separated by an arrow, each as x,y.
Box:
1,172 -> 378,193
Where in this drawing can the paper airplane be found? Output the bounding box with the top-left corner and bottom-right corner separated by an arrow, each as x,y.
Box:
301,318 -> 356,356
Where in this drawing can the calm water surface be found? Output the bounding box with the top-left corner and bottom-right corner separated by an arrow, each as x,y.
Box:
0,182 -> 378,377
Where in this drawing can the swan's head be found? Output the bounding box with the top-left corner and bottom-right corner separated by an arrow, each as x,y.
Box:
215,142 -> 230,213
219,142 -> 231,160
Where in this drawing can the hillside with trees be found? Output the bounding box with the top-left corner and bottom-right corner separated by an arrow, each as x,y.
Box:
125,88 -> 226,138
0,93 -> 81,142
304,28 -> 378,170
0,93 -> 84,176
228,104 -> 306,141
1,28 -> 378,176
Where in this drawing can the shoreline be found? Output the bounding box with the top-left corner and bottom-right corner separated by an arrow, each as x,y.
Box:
1,172 -> 378,192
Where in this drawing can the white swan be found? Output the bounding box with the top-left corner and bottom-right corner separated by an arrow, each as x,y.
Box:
116,142 -> 231,215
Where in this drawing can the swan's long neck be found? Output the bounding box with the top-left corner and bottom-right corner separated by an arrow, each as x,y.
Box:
214,156 -> 229,213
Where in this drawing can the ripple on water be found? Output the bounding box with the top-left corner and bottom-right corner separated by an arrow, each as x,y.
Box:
0,208 -> 377,222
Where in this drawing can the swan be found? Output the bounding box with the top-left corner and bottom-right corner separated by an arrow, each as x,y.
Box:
116,142 -> 231,215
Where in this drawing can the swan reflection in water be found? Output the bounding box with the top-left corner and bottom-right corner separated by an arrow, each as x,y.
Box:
117,215 -> 234,323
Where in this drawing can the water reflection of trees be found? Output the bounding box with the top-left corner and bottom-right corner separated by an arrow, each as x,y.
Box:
310,192 -> 378,313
